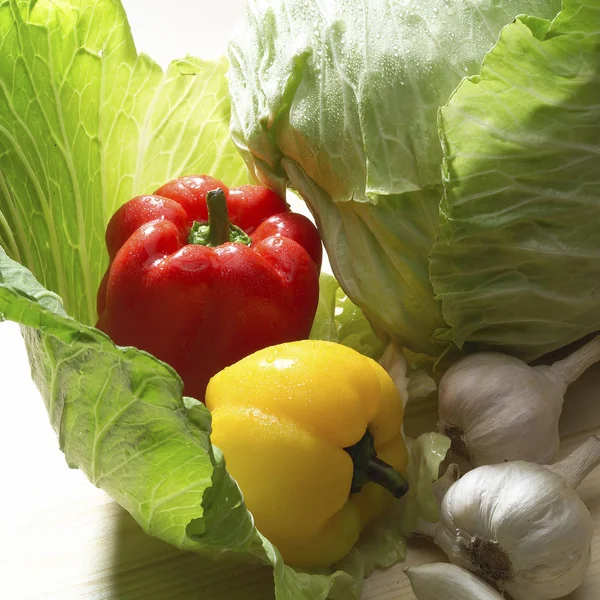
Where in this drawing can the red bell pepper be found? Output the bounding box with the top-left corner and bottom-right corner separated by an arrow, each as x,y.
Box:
96,175 -> 322,401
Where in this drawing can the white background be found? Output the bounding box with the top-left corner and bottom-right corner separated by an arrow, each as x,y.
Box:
125,0 -> 247,66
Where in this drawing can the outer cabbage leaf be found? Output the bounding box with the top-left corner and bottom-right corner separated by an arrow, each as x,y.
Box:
229,0 -> 560,357
431,0 -> 600,361
0,0 -> 248,325
0,247 -> 254,554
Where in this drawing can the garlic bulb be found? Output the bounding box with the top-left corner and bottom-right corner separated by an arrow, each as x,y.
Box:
405,563 -> 504,600
438,335 -> 600,466
433,436 -> 600,600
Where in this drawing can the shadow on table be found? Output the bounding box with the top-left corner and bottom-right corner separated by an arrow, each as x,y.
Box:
107,505 -> 275,600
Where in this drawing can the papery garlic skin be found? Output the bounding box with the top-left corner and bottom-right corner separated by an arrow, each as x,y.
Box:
435,461 -> 593,600
405,562 -> 504,600
438,353 -> 562,465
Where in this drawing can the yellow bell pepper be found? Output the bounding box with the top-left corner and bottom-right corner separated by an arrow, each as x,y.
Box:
205,339 -> 408,568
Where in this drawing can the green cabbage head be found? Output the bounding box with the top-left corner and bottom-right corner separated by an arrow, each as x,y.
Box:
229,0 -> 600,362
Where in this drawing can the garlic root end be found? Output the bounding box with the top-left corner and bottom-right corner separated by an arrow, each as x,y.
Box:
438,421 -> 472,464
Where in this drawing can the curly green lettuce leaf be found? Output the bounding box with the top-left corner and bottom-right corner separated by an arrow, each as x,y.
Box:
431,0 -> 600,361
309,273 -> 386,360
399,433 -> 451,534
0,0 -> 248,325
0,245 -> 449,598
229,0 -> 561,357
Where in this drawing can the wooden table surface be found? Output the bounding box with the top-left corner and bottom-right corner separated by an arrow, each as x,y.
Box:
1,319 -> 599,600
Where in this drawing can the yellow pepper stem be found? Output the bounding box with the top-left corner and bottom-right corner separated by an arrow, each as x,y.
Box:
365,456 -> 408,498
345,430 -> 409,499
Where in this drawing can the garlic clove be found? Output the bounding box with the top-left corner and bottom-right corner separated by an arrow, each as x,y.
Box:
405,562 -> 504,600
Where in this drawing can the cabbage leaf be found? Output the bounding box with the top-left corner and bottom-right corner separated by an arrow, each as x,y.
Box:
0,0 -> 248,324
229,0 -> 576,360
431,0 -> 600,360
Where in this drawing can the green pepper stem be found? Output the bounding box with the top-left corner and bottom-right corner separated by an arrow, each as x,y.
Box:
206,188 -> 231,247
366,457 -> 409,498
345,430 -> 409,499
187,190 -> 252,247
